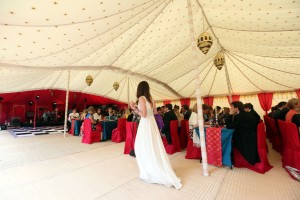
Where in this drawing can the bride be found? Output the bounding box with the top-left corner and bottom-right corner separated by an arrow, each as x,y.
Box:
130,81 -> 182,190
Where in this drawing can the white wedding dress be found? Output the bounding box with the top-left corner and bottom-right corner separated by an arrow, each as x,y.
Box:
134,97 -> 182,189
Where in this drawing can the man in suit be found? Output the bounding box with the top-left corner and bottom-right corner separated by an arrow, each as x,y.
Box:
244,103 -> 261,123
162,104 -> 177,144
182,105 -> 191,120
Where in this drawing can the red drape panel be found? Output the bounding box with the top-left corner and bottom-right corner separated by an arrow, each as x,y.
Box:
296,89 -> 300,98
227,95 -> 240,104
13,105 -> 26,123
180,98 -> 191,107
203,97 -> 214,107
163,100 -> 171,105
257,93 -> 273,115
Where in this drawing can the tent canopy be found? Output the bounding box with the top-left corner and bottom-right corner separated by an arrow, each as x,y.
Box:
1,0 -> 300,103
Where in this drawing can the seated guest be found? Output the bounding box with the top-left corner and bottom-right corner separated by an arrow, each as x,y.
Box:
182,104 -> 191,120
268,106 -> 278,118
106,107 -> 117,120
272,101 -> 287,120
161,106 -> 166,115
226,101 -> 260,165
174,105 -> 183,127
100,113 -> 106,121
216,106 -> 222,116
285,98 -> 300,122
127,109 -> 134,122
107,107 -> 114,116
80,109 -> 88,121
93,108 -> 102,122
188,103 -> 201,147
292,112 -> 300,136
244,103 -> 261,123
86,106 -> 95,123
208,106 -> 215,120
86,106 -> 96,131
80,109 -> 88,136
156,107 -> 163,117
219,107 -> 230,123
69,108 -> 79,121
202,104 -> 210,123
162,104 -> 177,144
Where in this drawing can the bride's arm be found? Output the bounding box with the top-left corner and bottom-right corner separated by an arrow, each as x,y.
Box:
133,97 -> 147,118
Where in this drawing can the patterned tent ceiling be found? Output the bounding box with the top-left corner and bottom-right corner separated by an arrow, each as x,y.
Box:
1,0 -> 300,103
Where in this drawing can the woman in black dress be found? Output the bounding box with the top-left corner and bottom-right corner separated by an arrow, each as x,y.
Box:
226,101 -> 260,165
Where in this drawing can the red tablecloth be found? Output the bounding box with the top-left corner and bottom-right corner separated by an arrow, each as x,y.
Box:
206,127 -> 222,167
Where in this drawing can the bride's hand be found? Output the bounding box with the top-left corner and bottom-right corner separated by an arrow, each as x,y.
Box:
129,101 -> 136,110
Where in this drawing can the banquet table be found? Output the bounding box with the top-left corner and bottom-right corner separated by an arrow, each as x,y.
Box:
101,120 -> 118,141
195,127 -> 234,167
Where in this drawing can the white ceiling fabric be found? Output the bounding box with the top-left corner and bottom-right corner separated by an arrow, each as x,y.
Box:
1,0 -> 299,103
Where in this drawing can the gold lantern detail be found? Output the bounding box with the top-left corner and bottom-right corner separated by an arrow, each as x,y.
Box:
86,75 -> 93,86
214,52 -> 225,70
113,82 -> 119,91
197,32 -> 213,54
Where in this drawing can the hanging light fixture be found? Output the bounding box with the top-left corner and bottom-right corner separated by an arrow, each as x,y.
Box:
197,32 -> 213,54
214,52 -> 225,70
113,82 -> 119,91
86,75 -> 93,86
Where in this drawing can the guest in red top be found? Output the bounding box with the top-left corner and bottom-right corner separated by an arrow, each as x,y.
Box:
285,98 -> 300,122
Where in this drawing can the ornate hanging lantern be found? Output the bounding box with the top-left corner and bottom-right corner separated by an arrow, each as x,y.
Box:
214,52 -> 225,70
86,75 -> 93,86
197,32 -> 213,54
113,82 -> 119,91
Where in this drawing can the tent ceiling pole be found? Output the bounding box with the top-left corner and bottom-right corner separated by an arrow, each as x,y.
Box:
187,0 -> 209,177
63,70 -> 70,137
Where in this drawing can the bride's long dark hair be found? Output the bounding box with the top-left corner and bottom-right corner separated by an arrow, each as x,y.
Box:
136,81 -> 152,105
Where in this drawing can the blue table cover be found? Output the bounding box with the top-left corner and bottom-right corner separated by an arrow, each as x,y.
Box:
73,120 -> 81,136
195,127 -> 234,167
101,121 -> 118,141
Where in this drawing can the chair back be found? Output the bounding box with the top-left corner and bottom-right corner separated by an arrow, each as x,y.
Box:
83,119 -> 92,133
124,121 -> 138,154
278,120 -> 300,169
179,120 -> 188,149
264,115 -> 282,152
117,118 -> 126,131
169,120 -> 181,152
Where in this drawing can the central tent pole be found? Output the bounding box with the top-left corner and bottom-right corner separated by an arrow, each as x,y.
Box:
187,0 -> 209,176
63,70 -> 70,137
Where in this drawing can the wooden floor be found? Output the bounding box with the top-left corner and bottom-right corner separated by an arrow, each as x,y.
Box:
0,131 -> 299,200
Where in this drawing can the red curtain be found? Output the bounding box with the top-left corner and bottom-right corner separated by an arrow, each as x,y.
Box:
180,98 -> 191,107
203,97 -> 214,107
13,105 -> 26,123
163,100 -> 171,105
296,89 -> 300,98
257,93 -> 273,115
227,95 -> 240,104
